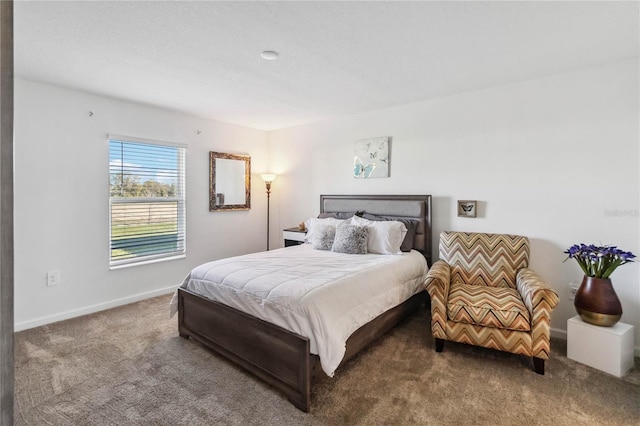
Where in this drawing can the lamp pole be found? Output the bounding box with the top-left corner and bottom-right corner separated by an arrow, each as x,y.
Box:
265,180 -> 271,251
261,174 -> 276,251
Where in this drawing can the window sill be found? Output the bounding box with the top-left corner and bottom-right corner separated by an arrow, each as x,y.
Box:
109,254 -> 186,270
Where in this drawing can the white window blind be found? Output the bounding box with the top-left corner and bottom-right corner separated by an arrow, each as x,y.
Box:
109,135 -> 186,267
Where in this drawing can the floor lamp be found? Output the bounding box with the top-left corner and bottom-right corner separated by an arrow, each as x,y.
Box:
261,174 -> 276,251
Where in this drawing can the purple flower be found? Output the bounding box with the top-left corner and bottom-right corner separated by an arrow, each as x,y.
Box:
563,243 -> 636,278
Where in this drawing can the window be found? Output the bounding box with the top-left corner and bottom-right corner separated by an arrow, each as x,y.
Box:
108,135 -> 186,268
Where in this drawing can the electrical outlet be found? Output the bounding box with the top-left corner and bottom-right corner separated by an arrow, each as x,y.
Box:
568,283 -> 579,300
47,271 -> 60,287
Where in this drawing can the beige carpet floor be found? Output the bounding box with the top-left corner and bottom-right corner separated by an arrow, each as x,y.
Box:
15,294 -> 640,425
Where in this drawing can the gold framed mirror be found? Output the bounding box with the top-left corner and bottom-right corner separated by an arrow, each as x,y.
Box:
209,152 -> 251,211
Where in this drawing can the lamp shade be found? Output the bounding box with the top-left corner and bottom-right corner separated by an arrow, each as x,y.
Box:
261,173 -> 277,183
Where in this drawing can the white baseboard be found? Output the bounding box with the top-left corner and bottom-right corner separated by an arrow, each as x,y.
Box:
14,285 -> 178,332
551,326 -> 567,341
551,325 -> 640,358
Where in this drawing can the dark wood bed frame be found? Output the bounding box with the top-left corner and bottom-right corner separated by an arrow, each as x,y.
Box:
178,194 -> 432,412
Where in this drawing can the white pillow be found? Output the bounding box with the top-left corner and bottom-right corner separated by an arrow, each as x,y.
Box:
304,217 -> 344,244
350,215 -> 407,254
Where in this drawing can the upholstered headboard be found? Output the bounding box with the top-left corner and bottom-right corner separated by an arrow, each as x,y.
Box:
320,194 -> 432,265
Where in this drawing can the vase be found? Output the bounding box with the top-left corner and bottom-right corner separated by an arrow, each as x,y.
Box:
574,276 -> 622,327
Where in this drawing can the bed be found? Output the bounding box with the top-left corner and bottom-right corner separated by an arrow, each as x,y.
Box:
174,194 -> 432,412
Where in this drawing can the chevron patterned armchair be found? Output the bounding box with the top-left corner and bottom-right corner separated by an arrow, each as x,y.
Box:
425,231 -> 559,374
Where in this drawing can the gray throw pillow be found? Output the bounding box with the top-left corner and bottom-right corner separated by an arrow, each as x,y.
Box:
312,225 -> 336,250
318,211 -> 359,220
331,223 -> 369,254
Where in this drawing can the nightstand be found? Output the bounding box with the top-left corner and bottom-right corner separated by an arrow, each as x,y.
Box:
283,227 -> 306,247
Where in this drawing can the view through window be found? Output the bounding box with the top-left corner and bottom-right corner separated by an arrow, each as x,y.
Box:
108,136 -> 186,267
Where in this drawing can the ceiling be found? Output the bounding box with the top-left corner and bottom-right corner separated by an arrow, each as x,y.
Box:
15,1 -> 639,131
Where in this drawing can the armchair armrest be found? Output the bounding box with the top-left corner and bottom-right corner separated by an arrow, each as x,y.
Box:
517,268 -> 559,313
424,260 -> 450,340
517,268 -> 559,359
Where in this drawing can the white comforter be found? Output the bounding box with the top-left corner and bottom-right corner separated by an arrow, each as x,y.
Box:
170,244 -> 428,376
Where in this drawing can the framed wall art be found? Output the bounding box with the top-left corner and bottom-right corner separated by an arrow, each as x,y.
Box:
353,137 -> 390,179
457,200 -> 477,218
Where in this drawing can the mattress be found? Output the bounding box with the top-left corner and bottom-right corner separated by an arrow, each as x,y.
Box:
170,244 -> 428,376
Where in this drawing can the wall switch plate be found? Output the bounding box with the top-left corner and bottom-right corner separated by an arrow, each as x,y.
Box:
47,271 -> 60,286
568,283 -> 579,300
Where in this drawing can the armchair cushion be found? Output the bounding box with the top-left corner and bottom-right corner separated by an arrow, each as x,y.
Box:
447,282 -> 531,331
440,232 -> 530,288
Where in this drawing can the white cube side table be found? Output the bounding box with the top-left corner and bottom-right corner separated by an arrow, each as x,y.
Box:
567,316 -> 634,377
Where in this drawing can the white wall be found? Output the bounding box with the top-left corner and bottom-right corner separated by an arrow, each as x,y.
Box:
14,79 -> 269,329
15,60 -> 640,352
269,59 -> 640,350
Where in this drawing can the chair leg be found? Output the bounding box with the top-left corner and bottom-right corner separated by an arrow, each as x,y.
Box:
533,357 -> 545,375
435,338 -> 444,352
